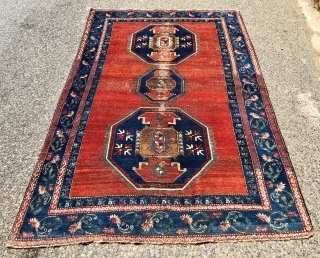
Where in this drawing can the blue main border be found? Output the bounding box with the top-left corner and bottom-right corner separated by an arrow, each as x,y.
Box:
16,11 -> 308,241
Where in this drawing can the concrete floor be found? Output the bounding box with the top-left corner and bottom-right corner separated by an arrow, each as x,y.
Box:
1,0 -> 319,257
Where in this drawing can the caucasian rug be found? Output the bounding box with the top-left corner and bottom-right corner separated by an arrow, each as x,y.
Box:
8,9 -> 313,247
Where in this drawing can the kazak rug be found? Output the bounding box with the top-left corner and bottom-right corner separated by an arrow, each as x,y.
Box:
8,9 -> 313,248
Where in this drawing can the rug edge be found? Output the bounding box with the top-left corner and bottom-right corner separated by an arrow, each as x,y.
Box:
7,9 -> 314,248
7,231 -> 314,248
235,11 -> 314,234
7,8 -> 97,246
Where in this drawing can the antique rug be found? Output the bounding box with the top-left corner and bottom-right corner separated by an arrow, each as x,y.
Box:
8,9 -> 313,247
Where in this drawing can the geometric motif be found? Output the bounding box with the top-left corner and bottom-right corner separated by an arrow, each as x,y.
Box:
135,68 -> 186,103
106,107 -> 214,190
129,24 -> 198,65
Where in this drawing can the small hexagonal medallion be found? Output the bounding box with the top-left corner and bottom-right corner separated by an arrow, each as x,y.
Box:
135,68 -> 186,103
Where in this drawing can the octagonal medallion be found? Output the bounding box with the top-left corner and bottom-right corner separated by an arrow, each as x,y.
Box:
105,107 -> 215,190
135,68 -> 186,103
128,24 -> 199,65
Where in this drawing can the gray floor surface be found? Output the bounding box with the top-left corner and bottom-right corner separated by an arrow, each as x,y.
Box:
1,0 -> 320,257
